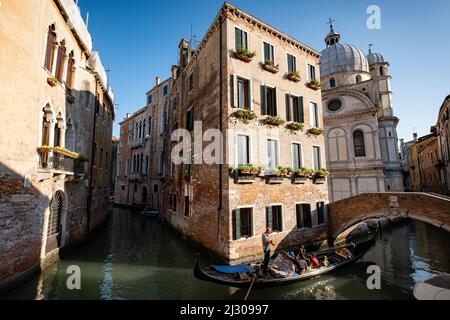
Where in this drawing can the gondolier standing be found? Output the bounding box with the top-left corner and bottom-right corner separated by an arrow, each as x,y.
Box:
261,228 -> 275,275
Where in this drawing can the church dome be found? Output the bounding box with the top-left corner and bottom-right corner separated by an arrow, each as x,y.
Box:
320,43 -> 370,77
366,52 -> 385,65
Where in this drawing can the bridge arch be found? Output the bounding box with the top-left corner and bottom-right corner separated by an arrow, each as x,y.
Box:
328,193 -> 450,239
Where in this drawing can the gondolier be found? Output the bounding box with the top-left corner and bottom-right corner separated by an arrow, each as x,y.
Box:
261,228 -> 275,275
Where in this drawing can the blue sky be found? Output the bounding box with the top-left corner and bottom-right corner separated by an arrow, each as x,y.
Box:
78,0 -> 450,141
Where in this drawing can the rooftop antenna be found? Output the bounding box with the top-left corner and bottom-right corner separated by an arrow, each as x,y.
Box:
189,24 -> 199,49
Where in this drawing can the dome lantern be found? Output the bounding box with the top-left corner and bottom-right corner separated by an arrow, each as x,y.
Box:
325,18 -> 341,47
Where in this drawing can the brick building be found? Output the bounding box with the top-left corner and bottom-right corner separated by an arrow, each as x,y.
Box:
0,0 -> 114,291
114,77 -> 171,208
161,3 -> 329,263
436,95 -> 450,195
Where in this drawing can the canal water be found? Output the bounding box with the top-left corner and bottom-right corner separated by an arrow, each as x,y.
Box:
2,208 -> 450,300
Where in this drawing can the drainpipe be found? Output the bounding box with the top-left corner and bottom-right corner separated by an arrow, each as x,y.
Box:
217,13 -> 226,242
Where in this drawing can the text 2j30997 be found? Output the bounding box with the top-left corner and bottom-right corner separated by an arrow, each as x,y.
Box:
223,304 -> 269,317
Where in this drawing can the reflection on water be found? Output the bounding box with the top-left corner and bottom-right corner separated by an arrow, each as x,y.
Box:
2,208 -> 449,300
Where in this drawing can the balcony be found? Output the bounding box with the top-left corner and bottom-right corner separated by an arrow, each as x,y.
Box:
130,137 -> 145,149
129,172 -> 143,182
38,153 -> 85,181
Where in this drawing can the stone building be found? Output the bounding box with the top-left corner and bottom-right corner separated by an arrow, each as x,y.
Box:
417,132 -> 441,193
436,95 -> 450,195
320,23 -> 403,202
406,132 -> 436,192
399,136 -> 417,191
0,0 -> 114,291
114,77 -> 171,209
162,3 -> 329,263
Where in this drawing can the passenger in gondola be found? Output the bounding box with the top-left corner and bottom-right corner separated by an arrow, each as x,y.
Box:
310,254 -> 321,268
294,253 -> 309,274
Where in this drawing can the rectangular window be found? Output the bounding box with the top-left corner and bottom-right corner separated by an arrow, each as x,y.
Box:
287,54 -> 297,73
237,78 -> 250,110
184,196 -> 190,217
147,95 -> 152,105
125,159 -> 129,176
263,42 -> 275,64
296,204 -> 312,228
188,74 -> 194,92
158,152 -> 164,175
286,95 -> 304,123
267,139 -> 279,170
308,64 -> 316,81
235,28 -> 248,50
232,208 -> 253,240
237,135 -> 250,166
292,143 -> 302,170
186,107 -> 194,132
266,205 -> 283,232
261,86 -> 277,116
310,102 -> 319,127
313,146 -> 321,171
317,202 -> 326,225
163,85 -> 169,96
170,194 -> 177,213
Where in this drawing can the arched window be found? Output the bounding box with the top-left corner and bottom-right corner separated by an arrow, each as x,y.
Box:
55,40 -> 66,82
44,24 -> 56,71
148,116 -> 152,135
66,51 -> 75,89
143,121 -> 147,138
41,107 -> 52,168
46,191 -> 64,254
329,78 -> 336,88
353,130 -> 366,157
139,121 -> 142,138
380,66 -> 384,76
133,155 -> 136,172
356,75 -> 362,83
135,123 -> 138,139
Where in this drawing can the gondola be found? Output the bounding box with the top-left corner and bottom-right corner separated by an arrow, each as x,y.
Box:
194,237 -> 376,289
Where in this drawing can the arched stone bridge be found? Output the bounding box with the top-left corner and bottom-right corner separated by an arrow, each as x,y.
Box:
328,193 -> 450,239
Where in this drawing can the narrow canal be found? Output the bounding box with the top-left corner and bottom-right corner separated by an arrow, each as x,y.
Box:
3,208 -> 450,300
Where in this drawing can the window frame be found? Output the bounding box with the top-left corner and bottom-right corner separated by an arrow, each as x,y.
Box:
309,100 -> 320,128
235,27 -> 249,51
266,204 -> 284,233
353,130 -> 366,157
267,138 -> 280,171
312,145 -> 322,171
291,142 -> 304,171
236,133 -> 252,167
307,63 -> 316,82
261,84 -> 277,116
232,206 -> 255,241
262,41 -> 275,64
295,203 -> 312,229
286,53 -> 297,74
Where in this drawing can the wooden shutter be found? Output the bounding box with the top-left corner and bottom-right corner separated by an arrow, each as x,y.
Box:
233,209 -> 241,240
285,94 -> 292,121
266,207 -> 273,229
249,79 -> 254,110
298,97 -> 304,123
272,88 -> 277,116
233,75 -> 238,108
260,85 -> 267,115
296,204 -> 303,228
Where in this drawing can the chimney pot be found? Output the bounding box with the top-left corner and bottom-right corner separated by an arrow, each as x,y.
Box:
156,76 -> 160,86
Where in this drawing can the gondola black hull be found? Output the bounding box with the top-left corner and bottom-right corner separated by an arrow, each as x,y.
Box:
194,237 -> 376,289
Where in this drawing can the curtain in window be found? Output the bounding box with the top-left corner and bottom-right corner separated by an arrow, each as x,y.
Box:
292,143 -> 302,170
237,135 -> 249,166
313,146 -> 321,170
267,139 -> 279,170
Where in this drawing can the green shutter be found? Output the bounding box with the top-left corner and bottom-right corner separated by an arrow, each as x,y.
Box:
266,207 -> 273,229
261,85 -> 267,115
285,94 -> 291,121
298,97 -> 304,123
273,88 -> 277,116
234,209 -> 241,240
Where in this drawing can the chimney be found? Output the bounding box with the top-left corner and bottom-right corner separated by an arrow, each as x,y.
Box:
413,133 -> 418,142
156,76 -> 160,86
171,65 -> 179,81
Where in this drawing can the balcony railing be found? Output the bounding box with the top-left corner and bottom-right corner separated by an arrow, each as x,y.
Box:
128,172 -> 143,182
39,154 -> 84,175
130,137 -> 145,148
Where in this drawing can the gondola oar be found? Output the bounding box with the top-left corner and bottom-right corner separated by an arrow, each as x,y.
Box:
244,271 -> 259,301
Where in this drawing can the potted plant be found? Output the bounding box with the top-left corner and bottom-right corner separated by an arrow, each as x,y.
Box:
233,109 -> 258,123
286,122 -> 304,132
314,169 -> 329,184
54,146 -> 80,159
277,166 -> 294,177
286,71 -> 301,82
307,80 -> 322,90
47,76 -> 58,87
234,46 -> 256,62
307,127 -> 325,136
262,60 -> 279,73
262,115 -> 285,127
228,165 -> 235,175
38,145 -> 53,153
238,164 -> 261,175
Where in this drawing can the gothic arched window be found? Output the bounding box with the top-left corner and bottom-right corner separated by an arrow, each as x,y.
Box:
44,24 -> 56,72
353,130 -> 366,157
55,40 -> 66,82
329,78 -> 336,88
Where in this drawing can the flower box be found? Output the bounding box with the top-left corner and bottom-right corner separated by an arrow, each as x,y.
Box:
234,48 -> 256,63
262,62 -> 279,73
286,122 -> 304,131
306,81 -> 322,90
262,116 -> 285,127
293,176 -> 308,184
314,175 -> 327,184
233,109 -> 258,123
307,127 -> 325,136
47,77 -> 57,87
286,72 -> 301,82
267,175 -> 284,184
37,146 -> 53,153
237,173 -> 256,184
53,147 -> 80,159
